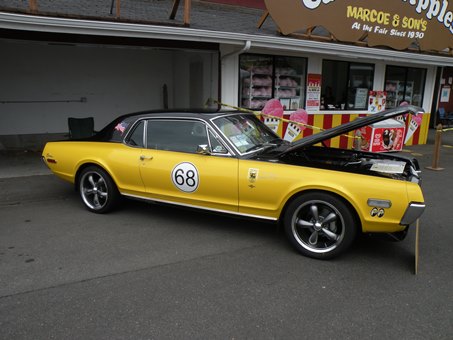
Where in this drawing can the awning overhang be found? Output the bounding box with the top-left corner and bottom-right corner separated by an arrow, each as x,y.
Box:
1,11 -> 453,67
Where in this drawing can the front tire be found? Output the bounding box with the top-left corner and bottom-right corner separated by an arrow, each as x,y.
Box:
78,166 -> 119,213
284,192 -> 358,260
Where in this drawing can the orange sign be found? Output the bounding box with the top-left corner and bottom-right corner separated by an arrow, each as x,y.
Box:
264,0 -> 453,52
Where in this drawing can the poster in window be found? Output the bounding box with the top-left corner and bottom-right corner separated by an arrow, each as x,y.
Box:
354,88 -> 368,109
440,86 -> 451,103
280,98 -> 290,110
305,74 -> 321,111
368,91 -> 387,113
290,97 -> 300,110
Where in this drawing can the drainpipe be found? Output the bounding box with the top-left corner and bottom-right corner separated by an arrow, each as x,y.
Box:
221,40 -> 252,60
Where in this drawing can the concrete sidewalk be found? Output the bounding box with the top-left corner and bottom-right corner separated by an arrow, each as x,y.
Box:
0,150 -> 51,178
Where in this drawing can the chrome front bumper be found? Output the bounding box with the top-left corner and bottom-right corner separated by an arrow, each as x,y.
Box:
400,202 -> 425,225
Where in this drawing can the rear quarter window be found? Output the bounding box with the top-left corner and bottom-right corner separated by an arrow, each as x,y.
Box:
97,116 -> 137,142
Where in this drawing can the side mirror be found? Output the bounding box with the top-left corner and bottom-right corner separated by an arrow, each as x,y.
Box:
196,144 -> 211,155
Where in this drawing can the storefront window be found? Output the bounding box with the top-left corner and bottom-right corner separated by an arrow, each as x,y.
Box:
239,54 -> 307,110
385,66 -> 426,108
321,60 -> 374,111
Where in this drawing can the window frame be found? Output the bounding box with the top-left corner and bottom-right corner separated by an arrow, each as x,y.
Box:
238,53 -> 308,111
125,118 -> 232,156
384,65 -> 426,109
124,119 -> 145,148
321,59 -> 375,111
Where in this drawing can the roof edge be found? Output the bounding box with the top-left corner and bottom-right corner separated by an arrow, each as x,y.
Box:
1,12 -> 452,66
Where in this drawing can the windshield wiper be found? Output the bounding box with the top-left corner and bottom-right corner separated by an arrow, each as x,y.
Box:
246,140 -> 283,153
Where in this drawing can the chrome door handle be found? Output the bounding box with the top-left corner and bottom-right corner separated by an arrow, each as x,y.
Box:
140,155 -> 153,161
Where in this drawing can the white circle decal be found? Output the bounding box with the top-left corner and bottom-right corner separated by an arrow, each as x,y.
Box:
171,162 -> 199,193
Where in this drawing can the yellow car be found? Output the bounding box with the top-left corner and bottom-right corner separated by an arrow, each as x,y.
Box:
42,106 -> 425,259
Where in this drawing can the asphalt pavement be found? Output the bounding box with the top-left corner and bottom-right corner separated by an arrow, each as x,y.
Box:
0,128 -> 452,339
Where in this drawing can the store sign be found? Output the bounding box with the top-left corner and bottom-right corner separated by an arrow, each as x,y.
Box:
264,0 -> 453,51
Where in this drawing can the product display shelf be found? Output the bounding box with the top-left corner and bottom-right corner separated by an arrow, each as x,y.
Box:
275,73 -> 304,110
241,69 -> 273,109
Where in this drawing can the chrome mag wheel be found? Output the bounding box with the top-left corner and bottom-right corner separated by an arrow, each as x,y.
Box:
284,192 -> 357,259
78,166 -> 119,213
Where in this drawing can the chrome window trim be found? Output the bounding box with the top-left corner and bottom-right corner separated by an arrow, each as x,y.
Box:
123,116 -> 236,156
122,192 -> 277,221
207,126 -> 235,156
122,118 -> 146,148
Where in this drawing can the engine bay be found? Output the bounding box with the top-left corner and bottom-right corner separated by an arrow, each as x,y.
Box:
280,146 -> 421,182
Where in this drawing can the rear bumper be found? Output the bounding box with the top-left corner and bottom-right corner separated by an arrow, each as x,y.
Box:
400,202 -> 425,225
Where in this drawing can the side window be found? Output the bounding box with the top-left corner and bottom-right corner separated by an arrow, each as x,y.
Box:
146,120 -> 209,153
106,117 -> 134,142
126,120 -> 145,147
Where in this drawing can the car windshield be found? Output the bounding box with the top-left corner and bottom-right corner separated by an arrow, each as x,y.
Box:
212,114 -> 281,154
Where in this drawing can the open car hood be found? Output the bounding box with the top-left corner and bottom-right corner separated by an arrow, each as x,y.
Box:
281,105 -> 424,154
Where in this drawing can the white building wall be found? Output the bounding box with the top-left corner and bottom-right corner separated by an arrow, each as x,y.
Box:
172,52 -> 218,108
0,37 -> 437,149
0,40 -> 219,138
423,67 -> 437,111
0,39 -> 176,135
220,45 -> 240,109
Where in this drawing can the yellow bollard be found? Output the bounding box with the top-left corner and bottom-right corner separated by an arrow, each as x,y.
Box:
426,124 -> 444,171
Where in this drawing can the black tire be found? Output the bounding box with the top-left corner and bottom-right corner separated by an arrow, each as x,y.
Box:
78,166 -> 120,213
283,192 -> 358,260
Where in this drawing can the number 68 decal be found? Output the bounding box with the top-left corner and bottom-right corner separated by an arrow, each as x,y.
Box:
171,162 -> 199,193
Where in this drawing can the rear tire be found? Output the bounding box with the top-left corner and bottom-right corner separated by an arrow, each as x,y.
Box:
78,166 -> 119,213
284,192 -> 358,260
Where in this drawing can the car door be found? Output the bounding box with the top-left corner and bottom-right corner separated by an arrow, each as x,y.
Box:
105,119 -> 147,196
138,118 -> 239,213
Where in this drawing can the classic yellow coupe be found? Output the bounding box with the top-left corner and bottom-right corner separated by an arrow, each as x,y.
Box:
42,106 -> 425,259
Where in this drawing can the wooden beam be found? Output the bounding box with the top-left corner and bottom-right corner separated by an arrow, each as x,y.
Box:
116,0 -> 120,18
183,0 -> 191,26
256,10 -> 269,29
169,0 -> 181,20
358,32 -> 369,42
110,0 -> 120,17
169,0 -> 191,26
29,0 -> 38,14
